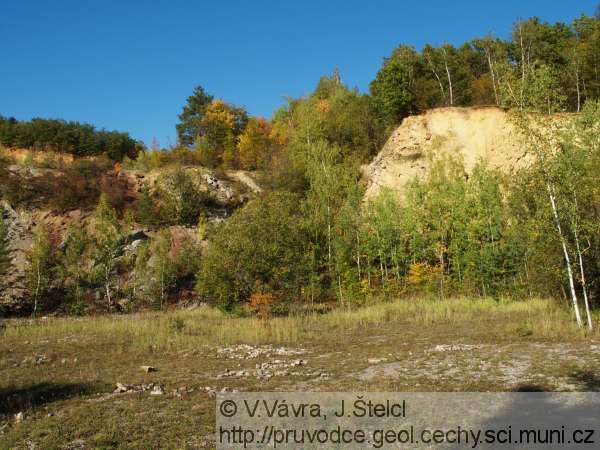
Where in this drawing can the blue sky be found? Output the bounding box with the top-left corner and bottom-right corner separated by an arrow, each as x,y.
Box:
1,0 -> 597,147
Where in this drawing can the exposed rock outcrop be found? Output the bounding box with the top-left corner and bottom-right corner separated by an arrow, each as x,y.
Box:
364,106 -> 531,200
0,165 -> 257,314
0,202 -> 30,311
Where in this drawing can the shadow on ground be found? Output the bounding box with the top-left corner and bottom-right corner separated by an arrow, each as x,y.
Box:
571,370 -> 600,391
512,383 -> 548,392
0,382 -> 101,415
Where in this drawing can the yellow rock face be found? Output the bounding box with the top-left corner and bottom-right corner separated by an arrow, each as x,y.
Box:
364,106 -> 532,200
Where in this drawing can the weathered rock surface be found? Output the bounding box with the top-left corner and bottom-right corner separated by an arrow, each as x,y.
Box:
1,202 -> 32,312
364,106 -> 530,200
0,164 -> 257,313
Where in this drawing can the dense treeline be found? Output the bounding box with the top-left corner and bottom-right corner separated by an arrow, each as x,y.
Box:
370,14 -> 600,128
151,70 -> 385,173
0,116 -> 141,160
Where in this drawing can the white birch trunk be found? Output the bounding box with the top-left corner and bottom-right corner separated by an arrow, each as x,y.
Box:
442,46 -> 453,106
485,49 -> 499,105
426,53 -> 445,103
548,185 -> 582,327
574,232 -> 592,330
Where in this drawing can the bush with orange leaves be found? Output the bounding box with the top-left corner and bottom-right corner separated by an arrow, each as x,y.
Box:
248,292 -> 274,319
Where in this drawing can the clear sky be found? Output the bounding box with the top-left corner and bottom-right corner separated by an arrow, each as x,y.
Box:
1,0 -> 598,147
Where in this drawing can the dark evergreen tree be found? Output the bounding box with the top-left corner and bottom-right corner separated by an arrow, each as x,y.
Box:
176,86 -> 214,146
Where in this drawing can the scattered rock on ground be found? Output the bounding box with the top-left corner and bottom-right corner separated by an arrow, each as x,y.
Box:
150,385 -> 165,395
368,357 -> 388,364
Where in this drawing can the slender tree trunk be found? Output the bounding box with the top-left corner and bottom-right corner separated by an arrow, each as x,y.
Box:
438,242 -> 445,300
327,205 -> 332,269
337,274 -> 344,305
575,64 -> 581,113
524,254 -> 533,298
355,230 -> 361,280
574,231 -> 592,330
426,53 -> 445,104
501,71 -> 518,106
379,253 -> 385,286
105,265 -> 112,310
572,195 -> 592,330
366,254 -> 372,288
442,46 -> 453,106
548,185 -> 582,327
485,49 -> 499,105
519,22 -> 526,109
32,265 -> 40,318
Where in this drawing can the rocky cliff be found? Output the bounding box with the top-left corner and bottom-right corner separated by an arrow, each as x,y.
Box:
364,106 -> 531,200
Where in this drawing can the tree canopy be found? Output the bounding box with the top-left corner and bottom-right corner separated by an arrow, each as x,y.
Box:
0,116 -> 141,160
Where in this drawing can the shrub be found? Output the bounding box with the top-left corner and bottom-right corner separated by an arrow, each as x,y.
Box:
196,192 -> 309,309
154,170 -> 217,226
248,292 -> 274,319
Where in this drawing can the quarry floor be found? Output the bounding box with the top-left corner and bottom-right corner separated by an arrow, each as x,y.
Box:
1,304 -> 599,449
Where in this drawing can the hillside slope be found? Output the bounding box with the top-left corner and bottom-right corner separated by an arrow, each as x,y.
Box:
0,164 -> 259,314
364,106 -> 530,200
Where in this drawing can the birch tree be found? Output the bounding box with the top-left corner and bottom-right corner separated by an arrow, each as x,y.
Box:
148,230 -> 176,310
514,102 -> 600,328
441,44 -> 454,106
59,226 -> 89,310
25,225 -> 53,318
423,45 -> 446,105
473,35 -> 505,105
91,193 -> 121,310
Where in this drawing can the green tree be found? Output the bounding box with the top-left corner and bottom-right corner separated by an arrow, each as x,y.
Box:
302,141 -> 357,300
135,185 -> 158,227
155,170 -> 215,226
25,225 -> 54,317
91,193 -> 121,310
176,86 -> 214,146
237,117 -> 277,170
148,230 -> 176,310
193,99 -> 248,168
511,101 -> 600,328
572,14 -> 600,105
471,35 -> 508,105
370,45 -> 418,127
59,226 -> 89,312
196,192 -> 309,310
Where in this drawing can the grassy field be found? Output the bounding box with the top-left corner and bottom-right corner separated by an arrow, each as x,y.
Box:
1,297 -> 599,449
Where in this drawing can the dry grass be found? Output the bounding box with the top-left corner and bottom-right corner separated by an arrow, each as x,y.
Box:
3,297 -> 594,351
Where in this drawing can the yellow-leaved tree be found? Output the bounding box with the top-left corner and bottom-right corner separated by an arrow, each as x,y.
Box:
237,117 -> 276,170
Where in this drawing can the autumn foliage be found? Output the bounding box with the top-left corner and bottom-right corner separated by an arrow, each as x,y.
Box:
248,292 -> 274,319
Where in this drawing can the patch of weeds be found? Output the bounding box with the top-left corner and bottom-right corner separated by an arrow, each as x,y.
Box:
168,317 -> 186,334
509,321 -> 533,337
